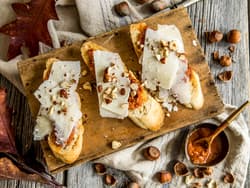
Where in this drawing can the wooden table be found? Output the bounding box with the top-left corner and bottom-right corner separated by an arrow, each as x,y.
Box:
0,0 -> 249,187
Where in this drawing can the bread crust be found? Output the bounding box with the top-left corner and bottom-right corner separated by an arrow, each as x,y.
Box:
130,23 -> 204,110
188,69 -> 204,110
42,58 -> 84,164
81,41 -> 164,131
130,22 -> 147,58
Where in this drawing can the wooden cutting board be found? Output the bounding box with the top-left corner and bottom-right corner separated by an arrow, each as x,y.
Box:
18,7 -> 224,173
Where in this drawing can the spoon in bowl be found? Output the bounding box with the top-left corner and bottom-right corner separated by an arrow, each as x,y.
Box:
194,100 -> 250,152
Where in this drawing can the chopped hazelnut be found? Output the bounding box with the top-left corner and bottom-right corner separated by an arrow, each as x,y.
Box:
207,30 -> 223,43
130,90 -> 137,97
227,29 -> 241,43
112,140 -> 122,149
157,170 -> 172,184
228,45 -> 235,53
143,146 -> 160,161
219,55 -> 232,66
207,179 -> 218,188
114,2 -> 130,17
120,88 -> 126,95
202,167 -> 213,176
218,71 -> 233,82
104,87 -> 112,95
168,41 -> 177,51
83,82 -> 92,91
59,89 -> 68,98
81,69 -> 88,76
105,98 -> 112,104
185,175 -> 194,185
191,182 -> 202,188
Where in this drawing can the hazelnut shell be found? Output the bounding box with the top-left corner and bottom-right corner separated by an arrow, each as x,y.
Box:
93,163 -> 106,175
219,55 -> 232,67
218,71 -> 233,82
104,174 -> 117,186
223,172 -> 235,183
193,168 -> 205,178
174,161 -> 189,176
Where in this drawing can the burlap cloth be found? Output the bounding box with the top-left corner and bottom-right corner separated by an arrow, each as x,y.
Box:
0,0 -> 249,187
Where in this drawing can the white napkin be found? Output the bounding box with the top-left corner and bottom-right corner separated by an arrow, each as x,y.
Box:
0,1 -> 249,187
96,105 -> 250,188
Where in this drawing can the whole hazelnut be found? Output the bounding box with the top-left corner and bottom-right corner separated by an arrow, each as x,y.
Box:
114,2 -> 130,17
143,146 -> 160,160
157,170 -> 172,184
219,55 -> 232,66
208,30 -> 223,43
212,51 -> 220,61
151,0 -> 167,12
227,29 -> 241,43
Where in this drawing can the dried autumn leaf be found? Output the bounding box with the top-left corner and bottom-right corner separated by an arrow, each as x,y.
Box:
0,88 -> 17,155
0,88 -> 62,186
0,157 -> 45,182
0,0 -> 58,60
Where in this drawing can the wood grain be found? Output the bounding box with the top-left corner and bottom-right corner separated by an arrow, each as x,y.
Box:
18,7 -> 223,173
0,0 -> 249,187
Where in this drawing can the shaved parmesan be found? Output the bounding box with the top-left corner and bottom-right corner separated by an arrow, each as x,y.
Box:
142,25 -> 184,90
93,50 -> 130,119
141,24 -> 192,111
33,60 -> 82,145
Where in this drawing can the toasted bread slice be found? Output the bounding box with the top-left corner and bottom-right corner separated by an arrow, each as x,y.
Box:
81,41 -> 164,131
130,22 -> 204,110
43,58 -> 84,164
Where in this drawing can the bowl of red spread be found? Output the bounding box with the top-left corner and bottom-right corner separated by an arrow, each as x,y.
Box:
185,123 -> 229,166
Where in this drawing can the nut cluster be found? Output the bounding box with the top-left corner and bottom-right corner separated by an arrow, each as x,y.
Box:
208,29 -> 241,82
207,29 -> 241,44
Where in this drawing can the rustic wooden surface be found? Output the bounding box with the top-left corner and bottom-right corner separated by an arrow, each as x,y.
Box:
0,0 -> 249,187
18,7 -> 223,173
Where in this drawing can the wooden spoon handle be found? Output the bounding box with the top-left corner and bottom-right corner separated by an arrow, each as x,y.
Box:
210,100 -> 250,142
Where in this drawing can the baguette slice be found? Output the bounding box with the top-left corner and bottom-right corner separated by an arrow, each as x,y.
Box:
81,41 -> 164,131
35,58 -> 84,164
130,23 -> 204,110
